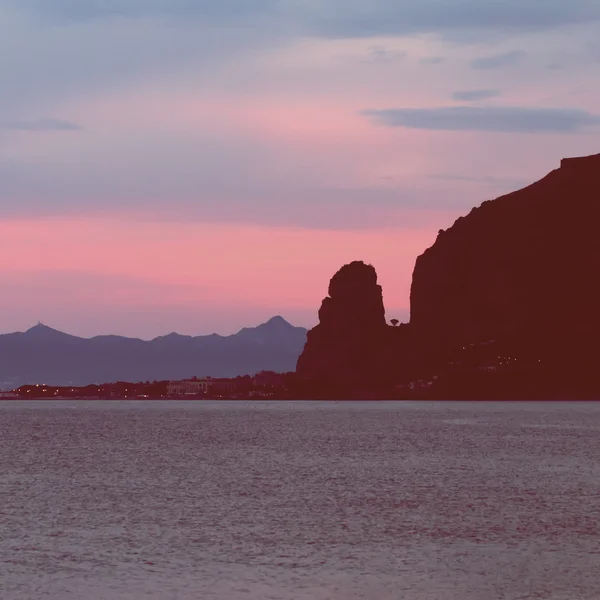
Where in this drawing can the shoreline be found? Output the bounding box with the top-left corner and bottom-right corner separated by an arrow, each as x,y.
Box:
3,397 -> 600,402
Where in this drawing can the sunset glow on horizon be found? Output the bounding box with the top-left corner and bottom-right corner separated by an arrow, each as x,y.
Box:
0,217 -> 440,337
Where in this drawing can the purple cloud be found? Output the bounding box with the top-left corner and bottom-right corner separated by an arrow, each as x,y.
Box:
362,105 -> 600,133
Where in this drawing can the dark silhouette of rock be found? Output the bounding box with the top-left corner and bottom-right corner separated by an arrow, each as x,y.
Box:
410,152 -> 600,377
320,261 -> 386,331
296,152 -> 600,397
296,261 -> 399,391
0,317 -> 307,387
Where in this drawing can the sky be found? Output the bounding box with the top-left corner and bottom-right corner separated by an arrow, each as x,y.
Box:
1,0 -> 600,338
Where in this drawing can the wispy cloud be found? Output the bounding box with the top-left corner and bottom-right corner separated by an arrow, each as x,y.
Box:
15,0 -> 280,23
420,56 -> 445,65
452,89 -> 502,101
470,50 -> 527,69
362,105 -> 600,133
306,1 -> 600,38
14,0 -> 600,37
366,45 -> 406,62
429,174 -> 529,189
4,118 -> 83,132
0,159 -> 449,230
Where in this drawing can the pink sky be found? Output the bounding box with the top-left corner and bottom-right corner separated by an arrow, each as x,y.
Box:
0,217 -> 436,337
1,3 -> 599,337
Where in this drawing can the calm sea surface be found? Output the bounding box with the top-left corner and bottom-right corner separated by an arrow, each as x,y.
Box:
1,401 -> 600,600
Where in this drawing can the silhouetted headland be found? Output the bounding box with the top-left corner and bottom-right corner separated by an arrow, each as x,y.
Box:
297,152 -> 600,399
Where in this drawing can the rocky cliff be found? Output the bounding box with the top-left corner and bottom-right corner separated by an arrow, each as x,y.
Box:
296,261 -> 404,390
296,152 -> 600,394
410,152 -> 600,370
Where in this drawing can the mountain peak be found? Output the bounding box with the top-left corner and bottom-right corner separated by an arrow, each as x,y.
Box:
263,315 -> 292,328
233,317 -> 307,349
236,316 -> 298,335
22,322 -> 80,341
25,322 -> 61,334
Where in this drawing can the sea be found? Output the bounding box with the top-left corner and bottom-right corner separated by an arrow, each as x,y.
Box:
1,400 -> 600,600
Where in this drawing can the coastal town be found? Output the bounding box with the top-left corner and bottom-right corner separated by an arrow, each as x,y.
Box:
2,371 -> 295,400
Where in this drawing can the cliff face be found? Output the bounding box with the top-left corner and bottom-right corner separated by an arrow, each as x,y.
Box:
296,152 -> 600,394
296,261 -> 396,387
410,152 -> 600,364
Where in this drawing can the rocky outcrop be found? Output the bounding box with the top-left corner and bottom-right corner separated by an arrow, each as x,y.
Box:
296,152 -> 600,395
319,261 -> 387,331
410,152 -> 600,369
296,261 -> 400,389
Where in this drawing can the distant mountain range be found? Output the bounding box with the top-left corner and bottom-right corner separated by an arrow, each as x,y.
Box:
0,316 -> 308,388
